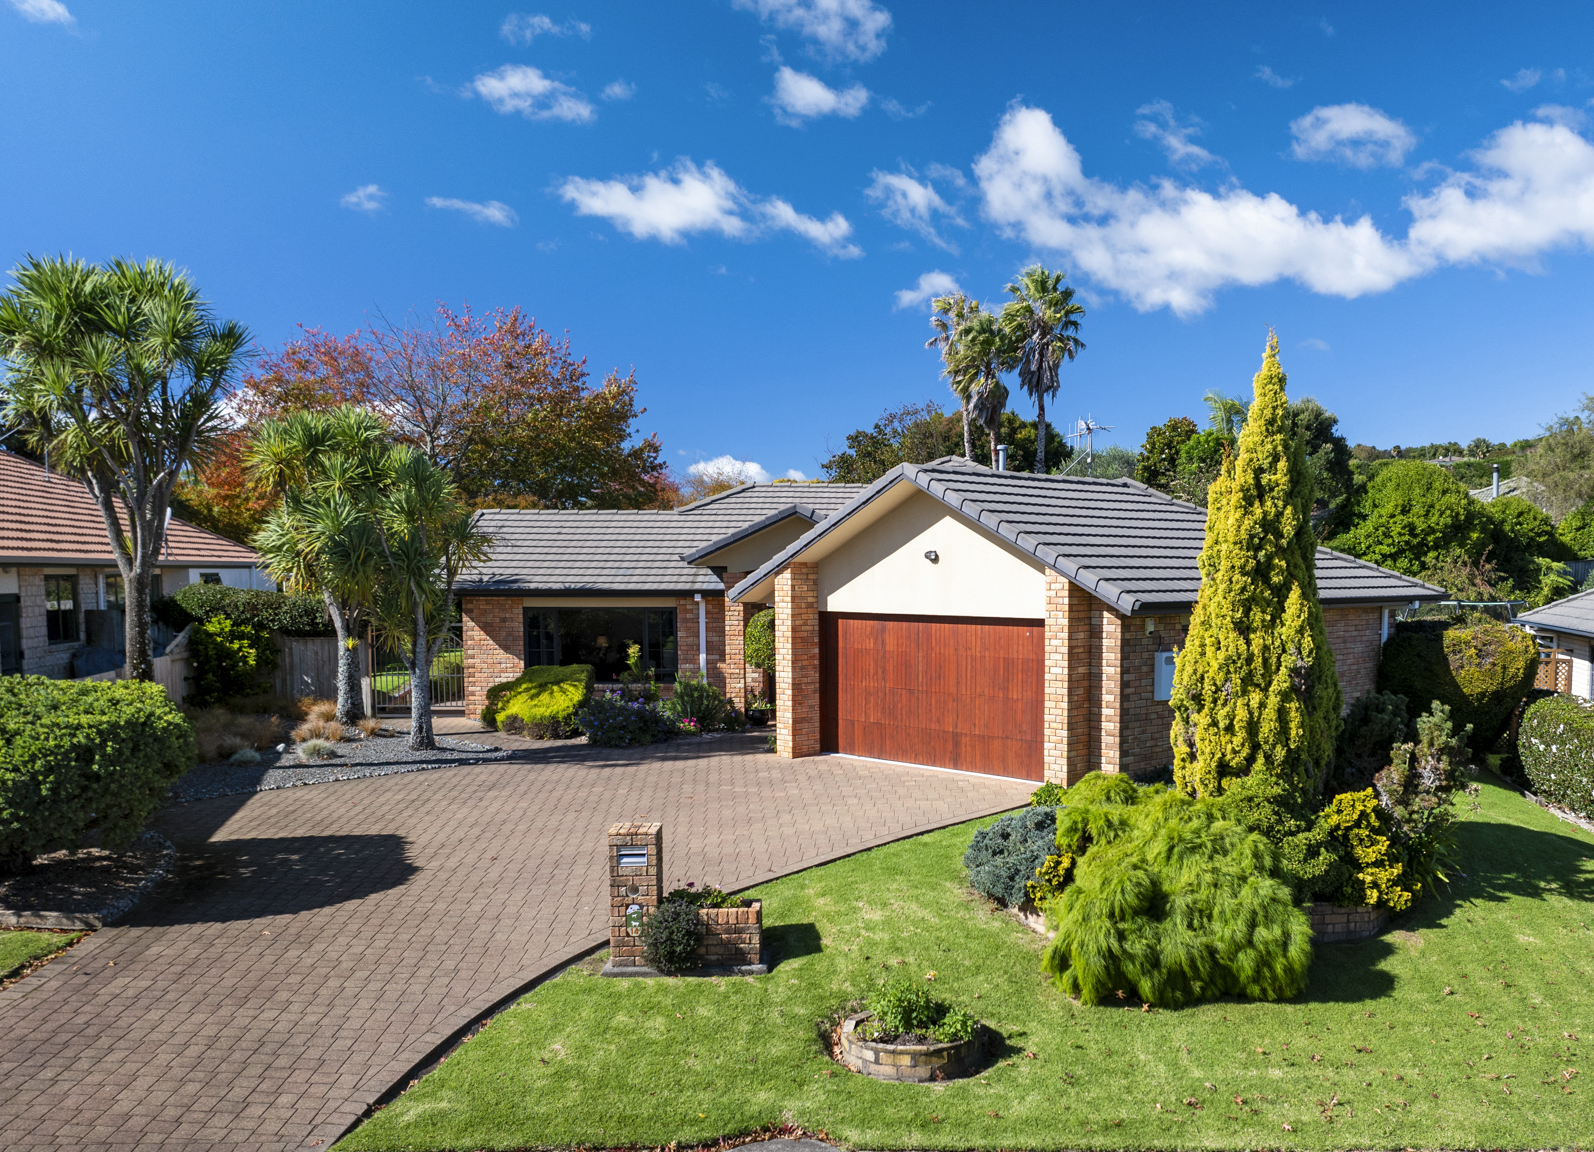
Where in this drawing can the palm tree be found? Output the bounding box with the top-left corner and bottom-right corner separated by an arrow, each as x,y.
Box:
926,293 -> 981,458
998,265 -> 1084,473
950,310 -> 1009,464
247,407 -> 389,724
0,256 -> 249,679
1203,390 -> 1248,442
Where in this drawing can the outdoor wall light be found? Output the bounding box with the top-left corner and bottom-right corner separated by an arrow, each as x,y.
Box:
924,550 -> 939,563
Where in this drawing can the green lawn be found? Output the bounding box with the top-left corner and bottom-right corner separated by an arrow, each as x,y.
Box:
1,929 -> 84,982
340,774 -> 1594,1151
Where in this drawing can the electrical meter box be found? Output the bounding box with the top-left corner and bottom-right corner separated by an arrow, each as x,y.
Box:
1153,650 -> 1177,701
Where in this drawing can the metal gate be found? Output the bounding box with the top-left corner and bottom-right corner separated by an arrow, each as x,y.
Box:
370,629 -> 464,713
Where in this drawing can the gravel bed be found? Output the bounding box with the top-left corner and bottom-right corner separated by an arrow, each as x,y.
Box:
168,735 -> 518,803
0,830 -> 176,929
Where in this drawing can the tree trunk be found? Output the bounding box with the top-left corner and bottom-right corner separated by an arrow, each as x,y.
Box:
323,592 -> 365,724
960,400 -> 972,459
125,565 -> 154,682
406,602 -> 436,751
1035,393 -> 1047,473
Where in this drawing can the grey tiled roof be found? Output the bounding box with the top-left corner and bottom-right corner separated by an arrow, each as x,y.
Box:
1516,588 -> 1594,638
457,482 -> 868,595
731,460 -> 1446,614
681,504 -> 826,565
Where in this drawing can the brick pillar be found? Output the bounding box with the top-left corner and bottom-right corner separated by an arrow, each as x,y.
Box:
1098,608 -> 1126,773
674,595 -> 727,692
775,563 -> 819,759
604,822 -> 662,972
1044,572 -> 1097,786
719,572 -> 755,709
462,596 -> 523,721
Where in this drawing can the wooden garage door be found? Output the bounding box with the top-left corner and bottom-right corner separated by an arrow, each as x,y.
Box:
819,613 -> 1044,781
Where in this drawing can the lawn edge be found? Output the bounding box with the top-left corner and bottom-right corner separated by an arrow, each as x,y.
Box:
324,793 -> 1029,1151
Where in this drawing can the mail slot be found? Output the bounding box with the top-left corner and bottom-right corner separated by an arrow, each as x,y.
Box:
616,847 -> 648,868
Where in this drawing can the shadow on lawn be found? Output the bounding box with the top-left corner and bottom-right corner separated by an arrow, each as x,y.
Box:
766,921 -> 823,968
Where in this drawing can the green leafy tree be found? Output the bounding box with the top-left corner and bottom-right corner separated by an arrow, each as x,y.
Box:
368,447 -> 493,750
1480,495 -> 1566,592
1328,461 -> 1486,578
1556,501 -> 1594,558
819,402 -> 964,483
1136,416 -> 1199,493
1171,334 -> 1342,800
248,407 -> 389,724
998,266 -> 1084,473
1172,428 -> 1229,506
1517,396 -> 1594,519
1288,396 -> 1353,516
0,256 -> 249,680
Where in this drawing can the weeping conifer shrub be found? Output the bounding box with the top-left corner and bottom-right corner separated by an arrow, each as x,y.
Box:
1171,333 -> 1342,799
1041,779 -> 1312,1008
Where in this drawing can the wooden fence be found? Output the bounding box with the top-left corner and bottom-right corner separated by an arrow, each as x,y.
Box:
272,635 -> 362,701
1536,649 -> 1574,694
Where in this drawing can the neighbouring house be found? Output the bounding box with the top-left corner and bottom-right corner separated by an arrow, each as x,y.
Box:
454,482 -> 867,718
728,459 -> 1447,784
1515,590 -> 1594,699
0,450 -> 270,679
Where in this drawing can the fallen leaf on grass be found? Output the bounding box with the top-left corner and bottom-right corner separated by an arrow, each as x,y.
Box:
1282,1123 -> 1295,1132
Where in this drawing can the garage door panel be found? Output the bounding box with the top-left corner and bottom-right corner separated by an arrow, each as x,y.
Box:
820,612 -> 1043,781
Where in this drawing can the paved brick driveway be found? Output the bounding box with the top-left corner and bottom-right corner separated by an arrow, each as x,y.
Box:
0,734 -> 1029,1151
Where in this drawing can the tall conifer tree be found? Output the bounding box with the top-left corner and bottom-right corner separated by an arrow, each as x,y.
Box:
1171,334 -> 1342,799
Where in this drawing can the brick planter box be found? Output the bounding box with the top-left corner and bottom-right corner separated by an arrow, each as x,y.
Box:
838,1012 -> 979,1082
1310,902 -> 1388,943
602,898 -> 768,977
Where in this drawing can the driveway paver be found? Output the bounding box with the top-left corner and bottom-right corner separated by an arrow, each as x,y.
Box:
0,734 -> 1029,1151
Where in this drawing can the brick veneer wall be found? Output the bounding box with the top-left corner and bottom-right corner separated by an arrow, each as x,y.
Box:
607,822 -> 662,969
719,572 -> 755,709
1322,605 -> 1383,704
697,901 -> 762,967
675,595 -> 726,693
462,596 -> 523,720
776,563 -> 819,758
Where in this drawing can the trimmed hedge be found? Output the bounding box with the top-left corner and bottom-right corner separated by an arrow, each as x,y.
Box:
1521,694 -> 1594,820
153,583 -> 331,637
0,677 -> 195,867
482,664 -> 595,736
1378,617 -> 1538,748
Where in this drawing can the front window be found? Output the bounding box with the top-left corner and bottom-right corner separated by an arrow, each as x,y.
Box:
199,572 -> 222,585
523,607 -> 677,682
104,575 -> 125,608
45,575 -> 79,644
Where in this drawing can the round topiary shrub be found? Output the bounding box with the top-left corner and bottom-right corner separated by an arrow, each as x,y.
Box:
744,609 -> 775,675
1378,617 -> 1537,748
963,806 -> 1058,907
1520,693 -> 1594,820
641,897 -> 701,974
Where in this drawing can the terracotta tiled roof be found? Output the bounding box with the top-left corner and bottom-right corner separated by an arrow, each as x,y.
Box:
0,450 -> 259,567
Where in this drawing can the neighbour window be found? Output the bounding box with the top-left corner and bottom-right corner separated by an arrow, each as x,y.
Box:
522,607 -> 678,682
44,575 -> 79,644
103,575 -> 125,608
200,572 -> 222,585
150,573 -> 163,602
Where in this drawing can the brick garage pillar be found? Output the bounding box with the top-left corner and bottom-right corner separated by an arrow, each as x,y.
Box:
1044,572 -> 1096,786
718,572 -> 757,710
462,596 -> 523,721
605,822 -> 662,970
775,563 -> 819,759
1097,608 -> 1127,773
674,594 -> 727,692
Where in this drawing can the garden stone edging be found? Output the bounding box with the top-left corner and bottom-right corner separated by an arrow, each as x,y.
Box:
838,1012 -> 979,1082
0,830 -> 176,929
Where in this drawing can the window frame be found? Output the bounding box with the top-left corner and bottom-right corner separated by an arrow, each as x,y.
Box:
44,574 -> 80,645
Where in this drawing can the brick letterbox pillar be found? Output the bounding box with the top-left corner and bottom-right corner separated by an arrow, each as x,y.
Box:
605,822 -> 662,970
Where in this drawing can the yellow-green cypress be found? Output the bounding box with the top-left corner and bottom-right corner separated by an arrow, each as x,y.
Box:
1171,333 -> 1342,799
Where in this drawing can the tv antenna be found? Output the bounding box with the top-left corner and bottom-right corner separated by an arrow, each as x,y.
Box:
1063,415 -> 1114,477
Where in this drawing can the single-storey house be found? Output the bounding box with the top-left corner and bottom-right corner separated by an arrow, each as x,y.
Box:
455,481 -> 866,716
458,458 -> 1445,785
728,459 -> 1446,784
0,450 -> 269,679
1515,590 -> 1594,699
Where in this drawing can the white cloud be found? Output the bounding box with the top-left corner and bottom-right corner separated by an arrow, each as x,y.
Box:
1255,65 -> 1296,89
783,468 -> 809,480
770,66 -> 868,124
926,162 -> 970,190
893,270 -> 961,311
1503,68 -> 1543,93
1319,17 -> 1335,36
974,104 -> 1594,316
866,168 -> 964,250
499,13 -> 591,44
1533,103 -> 1588,130
1132,100 -> 1217,169
881,98 -> 930,120
602,79 -> 635,102
689,455 -> 772,484
7,0 -> 73,24
470,64 -> 595,123
560,160 -> 860,257
731,0 -> 891,63
1301,337 -> 1330,351
340,184 -> 387,213
424,197 -> 518,227
1289,103 -> 1416,168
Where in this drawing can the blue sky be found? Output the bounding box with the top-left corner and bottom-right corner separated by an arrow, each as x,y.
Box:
5,2 -> 1594,482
